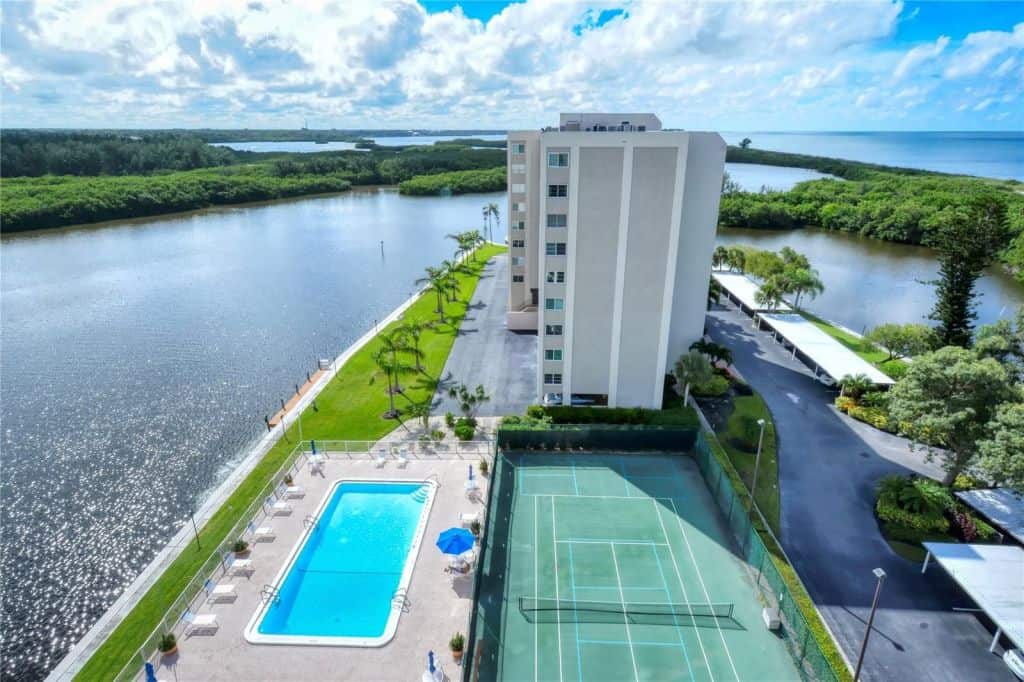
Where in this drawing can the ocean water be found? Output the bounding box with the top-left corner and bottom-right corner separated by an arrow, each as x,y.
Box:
721,131 -> 1024,181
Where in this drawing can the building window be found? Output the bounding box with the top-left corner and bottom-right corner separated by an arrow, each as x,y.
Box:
545,324 -> 563,336
546,213 -> 567,228
544,373 -> 563,385
511,183 -> 526,193
512,239 -> 525,248
544,349 -> 563,361
510,163 -> 526,173
544,298 -> 564,311
546,242 -> 567,256
512,274 -> 524,283
511,142 -> 526,154
511,256 -> 525,266
547,152 -> 569,167
546,271 -> 565,283
512,202 -> 525,212
547,184 -> 567,198
512,220 -> 525,230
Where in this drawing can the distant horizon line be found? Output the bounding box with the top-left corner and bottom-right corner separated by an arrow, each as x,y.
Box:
1,127 -> 1022,135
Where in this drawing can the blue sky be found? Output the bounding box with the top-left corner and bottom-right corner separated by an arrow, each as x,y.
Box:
1,1 -> 1021,130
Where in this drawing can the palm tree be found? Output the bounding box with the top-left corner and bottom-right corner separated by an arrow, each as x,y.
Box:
482,206 -> 490,243
707,277 -> 723,309
712,246 -> 729,271
416,266 -> 449,323
488,203 -> 500,243
404,399 -> 432,431
838,373 -> 872,401
673,350 -> 713,405
727,247 -> 746,273
440,259 -> 465,302
397,321 -> 427,372
466,229 -> 484,260
446,231 -> 471,261
754,277 -> 786,311
784,267 -> 824,309
373,332 -> 416,418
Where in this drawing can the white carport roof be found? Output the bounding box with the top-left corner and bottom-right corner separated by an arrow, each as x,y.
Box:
956,488 -> 1024,545
712,272 -> 792,312
921,543 -> 1024,650
759,313 -> 895,385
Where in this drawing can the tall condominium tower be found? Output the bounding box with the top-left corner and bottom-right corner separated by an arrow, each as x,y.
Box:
506,113 -> 726,408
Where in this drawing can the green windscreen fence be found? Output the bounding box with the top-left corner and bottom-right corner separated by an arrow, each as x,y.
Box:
692,434 -> 843,682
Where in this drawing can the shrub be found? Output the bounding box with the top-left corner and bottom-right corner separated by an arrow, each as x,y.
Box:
449,632 -> 465,652
692,375 -> 730,397
948,508 -> 980,542
875,475 -> 951,533
478,458 -> 489,476
835,396 -> 856,413
453,423 -> 475,441
430,428 -> 445,442
859,390 -> 890,409
526,405 -> 546,420
232,539 -> 249,554
444,411 -> 456,428
974,516 -> 998,541
952,473 -> 985,492
157,633 -> 177,653
733,381 -> 754,397
848,405 -> 893,431
876,498 -> 949,532
502,415 -> 522,425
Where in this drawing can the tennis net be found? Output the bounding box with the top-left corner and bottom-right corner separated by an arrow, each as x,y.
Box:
519,596 -> 734,624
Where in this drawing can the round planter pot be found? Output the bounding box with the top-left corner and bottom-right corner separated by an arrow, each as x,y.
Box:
160,645 -> 178,658
234,549 -> 251,558
452,650 -> 464,664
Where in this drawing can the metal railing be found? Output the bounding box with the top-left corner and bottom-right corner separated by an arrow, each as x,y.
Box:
297,439 -> 495,459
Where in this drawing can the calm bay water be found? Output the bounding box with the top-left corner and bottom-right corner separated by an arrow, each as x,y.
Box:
722,131 -> 1024,180
209,140 -> 363,152
0,189 -> 505,681
716,227 -> 1024,334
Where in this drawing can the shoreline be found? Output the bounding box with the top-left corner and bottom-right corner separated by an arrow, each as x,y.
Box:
49,242 -> 505,681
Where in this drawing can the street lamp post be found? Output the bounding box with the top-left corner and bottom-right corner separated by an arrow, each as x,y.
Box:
749,418 -> 767,510
854,568 -> 887,680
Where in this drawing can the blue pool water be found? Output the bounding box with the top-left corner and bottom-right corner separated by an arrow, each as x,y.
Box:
256,481 -> 429,640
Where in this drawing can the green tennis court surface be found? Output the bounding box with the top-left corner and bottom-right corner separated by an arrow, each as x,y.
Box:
492,453 -> 798,682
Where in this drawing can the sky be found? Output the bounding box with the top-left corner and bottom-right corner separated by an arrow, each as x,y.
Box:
0,0 -> 1021,131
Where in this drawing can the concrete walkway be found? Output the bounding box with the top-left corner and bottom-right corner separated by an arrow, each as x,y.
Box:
706,301 -> 1013,681
433,253 -> 537,417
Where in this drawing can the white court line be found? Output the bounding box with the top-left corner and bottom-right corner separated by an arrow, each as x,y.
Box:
556,539 -> 670,546
534,494 -> 539,682
551,499 -> 564,682
650,542 -> 695,680
610,544 -> 640,682
668,498 -> 741,682
653,499 -> 714,680
519,494 -> 656,500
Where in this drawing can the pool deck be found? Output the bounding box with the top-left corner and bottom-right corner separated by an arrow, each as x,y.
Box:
148,445 -> 491,682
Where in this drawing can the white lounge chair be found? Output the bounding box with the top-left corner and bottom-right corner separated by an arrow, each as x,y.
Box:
182,611 -> 219,637
464,478 -> 480,499
374,448 -> 388,468
397,448 -> 410,468
224,554 -> 254,576
459,512 -> 480,527
247,521 -> 274,543
280,483 -> 305,498
266,496 -> 292,516
203,579 -> 236,604
308,455 -> 324,475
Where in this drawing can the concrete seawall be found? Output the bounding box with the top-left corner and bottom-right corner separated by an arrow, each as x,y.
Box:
45,247 -> 485,680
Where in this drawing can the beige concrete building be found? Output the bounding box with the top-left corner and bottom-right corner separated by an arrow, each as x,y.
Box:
506,113 -> 726,408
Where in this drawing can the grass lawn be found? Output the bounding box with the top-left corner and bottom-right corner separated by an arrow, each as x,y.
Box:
717,393 -> 781,534
75,244 -> 506,681
798,310 -> 907,377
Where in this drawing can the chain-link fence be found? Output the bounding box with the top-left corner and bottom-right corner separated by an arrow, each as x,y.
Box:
692,433 -> 847,682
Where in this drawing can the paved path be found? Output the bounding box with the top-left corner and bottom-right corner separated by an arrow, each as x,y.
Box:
706,301 -> 1012,682
434,253 -> 537,417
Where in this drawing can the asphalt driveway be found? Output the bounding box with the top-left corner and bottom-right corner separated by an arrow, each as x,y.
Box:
433,253 -> 537,417
706,300 -> 1012,681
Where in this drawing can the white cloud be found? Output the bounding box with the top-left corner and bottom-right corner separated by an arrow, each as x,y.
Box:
893,35 -> 948,80
0,0 -> 1020,129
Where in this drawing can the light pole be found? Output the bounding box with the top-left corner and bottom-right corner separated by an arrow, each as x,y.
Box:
749,418 -> 766,510
854,568 -> 887,680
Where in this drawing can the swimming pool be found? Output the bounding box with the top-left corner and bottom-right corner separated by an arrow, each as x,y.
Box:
244,479 -> 437,646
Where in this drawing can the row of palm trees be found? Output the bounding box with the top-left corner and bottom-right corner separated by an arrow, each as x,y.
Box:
373,229 -> 487,419
482,203 -> 500,244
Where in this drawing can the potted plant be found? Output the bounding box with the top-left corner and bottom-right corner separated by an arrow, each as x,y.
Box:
478,458 -> 489,477
158,633 -> 177,657
449,632 -> 465,663
469,519 -> 481,537
283,473 -> 294,486
232,538 -> 250,557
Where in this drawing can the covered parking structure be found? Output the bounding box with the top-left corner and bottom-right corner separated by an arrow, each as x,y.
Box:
956,488 -> 1024,545
921,542 -> 1024,654
756,312 -> 894,387
712,271 -> 792,314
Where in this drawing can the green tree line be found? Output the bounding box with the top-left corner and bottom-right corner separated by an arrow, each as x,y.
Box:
398,167 -> 505,195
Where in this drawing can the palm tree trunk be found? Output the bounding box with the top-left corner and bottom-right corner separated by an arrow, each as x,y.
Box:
683,382 -> 691,405
387,369 -> 396,416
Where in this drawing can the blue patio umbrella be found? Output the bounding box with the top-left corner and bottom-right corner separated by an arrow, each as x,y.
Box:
468,464 -> 474,481
428,650 -> 436,673
310,440 -> 317,454
144,662 -> 158,682
436,527 -> 474,555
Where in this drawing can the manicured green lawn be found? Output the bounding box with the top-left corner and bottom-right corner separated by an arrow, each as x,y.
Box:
799,310 -> 907,377
716,393 -> 780,534
75,244 -> 506,681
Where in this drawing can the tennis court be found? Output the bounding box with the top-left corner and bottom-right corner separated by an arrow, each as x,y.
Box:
488,453 -> 798,682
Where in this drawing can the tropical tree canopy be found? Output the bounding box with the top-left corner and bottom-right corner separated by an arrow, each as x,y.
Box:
673,350 -> 713,404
